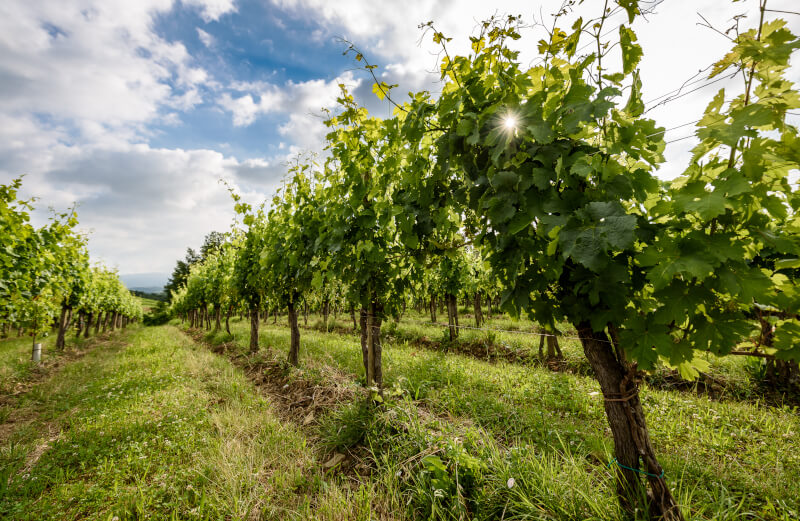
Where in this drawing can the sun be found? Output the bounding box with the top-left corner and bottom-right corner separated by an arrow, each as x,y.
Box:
503,115 -> 517,131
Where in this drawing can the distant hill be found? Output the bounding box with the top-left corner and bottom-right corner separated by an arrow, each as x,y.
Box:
131,289 -> 167,302
120,272 -> 168,293
130,287 -> 167,296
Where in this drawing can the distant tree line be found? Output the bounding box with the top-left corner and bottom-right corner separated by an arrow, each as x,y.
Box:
163,231 -> 226,301
130,290 -> 167,302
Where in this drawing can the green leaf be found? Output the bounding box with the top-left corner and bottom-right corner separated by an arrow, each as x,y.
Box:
311,271 -> 323,290
674,356 -> 711,381
692,315 -> 752,355
617,0 -> 639,23
490,171 -> 519,192
602,72 -> 625,85
487,197 -> 516,223
456,118 -> 474,137
372,82 -> 387,100
774,321 -> 800,360
674,187 -> 727,220
642,245 -> 716,290
527,121 -> 554,143
564,20 -> 582,57
559,204 -> 636,272
422,455 -> 447,473
624,70 -> 645,116
713,170 -> 751,197
507,210 -> 532,235
619,26 -> 643,75
620,324 -> 662,369
775,258 -> 800,270
402,233 -> 419,249
530,167 -> 553,189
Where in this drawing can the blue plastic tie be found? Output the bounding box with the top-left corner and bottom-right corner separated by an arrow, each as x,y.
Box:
608,458 -> 665,479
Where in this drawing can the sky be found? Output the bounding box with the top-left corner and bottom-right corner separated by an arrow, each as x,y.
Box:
1,0 -> 798,283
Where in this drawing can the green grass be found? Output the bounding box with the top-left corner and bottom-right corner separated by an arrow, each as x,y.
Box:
196,315 -> 800,520
311,310 -> 777,404
4,315 -> 796,520
136,297 -> 161,312
0,325 -> 397,520
1,333 -> 49,396
0,328 -> 101,396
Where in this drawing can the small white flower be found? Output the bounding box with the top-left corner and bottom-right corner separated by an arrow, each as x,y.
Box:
589,391 -> 600,397
507,477 -> 516,489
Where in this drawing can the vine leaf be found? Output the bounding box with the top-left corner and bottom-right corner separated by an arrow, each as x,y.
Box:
617,0 -> 639,24
619,26 -> 643,75
559,203 -> 636,272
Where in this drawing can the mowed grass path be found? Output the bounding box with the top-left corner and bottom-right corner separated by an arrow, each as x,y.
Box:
1,331 -> 61,396
0,325 -> 388,521
206,317 -> 800,520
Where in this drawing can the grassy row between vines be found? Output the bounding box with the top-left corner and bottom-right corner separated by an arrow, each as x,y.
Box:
136,297 -> 162,312
304,310 -> 775,404
0,325 -> 389,520
1,332 -> 59,397
0,328 -> 125,398
195,315 -> 799,520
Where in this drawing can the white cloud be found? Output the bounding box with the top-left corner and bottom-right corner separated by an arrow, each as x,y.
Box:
0,0 -> 223,140
270,0 -> 540,71
197,27 -> 215,48
0,114 -> 68,175
218,72 -> 360,133
219,89 -> 278,126
0,0 -> 256,274
278,112 -> 329,151
183,0 -> 236,22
